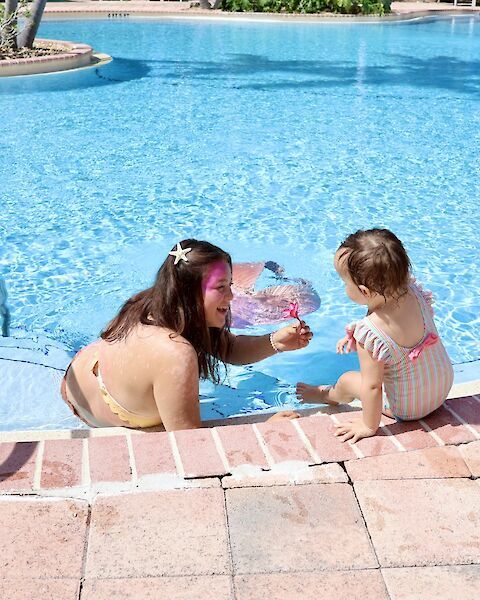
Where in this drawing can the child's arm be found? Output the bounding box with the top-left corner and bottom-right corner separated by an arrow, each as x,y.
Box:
358,342 -> 384,431
334,342 -> 384,443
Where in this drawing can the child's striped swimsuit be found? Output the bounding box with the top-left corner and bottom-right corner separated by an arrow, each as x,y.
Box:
351,282 -> 454,420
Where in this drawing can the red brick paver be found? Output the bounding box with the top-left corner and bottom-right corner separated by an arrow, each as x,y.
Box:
174,429 -> 227,477
41,438 -> 83,488
297,415 -> 358,462
355,479 -> 480,567
131,431 -> 176,478
226,484 -> 377,573
0,579 -> 79,600
334,412 -> 399,457
255,420 -> 313,464
86,489 -> 230,578
235,570 -> 388,600
377,416 -> 439,451
88,435 -> 131,483
345,446 -> 471,481
420,406 -> 478,445
382,565 -> 480,600
459,440 -> 480,477
215,424 -> 269,469
81,576 -> 233,600
0,498 -> 88,577
445,396 -> 480,433
0,441 -> 38,491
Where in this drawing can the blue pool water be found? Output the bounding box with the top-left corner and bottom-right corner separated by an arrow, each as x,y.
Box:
1,16 -> 479,429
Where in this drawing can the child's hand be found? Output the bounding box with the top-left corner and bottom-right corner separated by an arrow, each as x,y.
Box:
334,419 -> 376,444
336,335 -> 352,354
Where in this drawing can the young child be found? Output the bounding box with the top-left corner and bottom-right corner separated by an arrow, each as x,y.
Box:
296,228 -> 454,443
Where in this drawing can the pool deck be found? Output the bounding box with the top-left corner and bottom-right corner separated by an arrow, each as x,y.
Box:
42,0 -> 480,20
2,3 -> 480,598
1,393 -> 479,598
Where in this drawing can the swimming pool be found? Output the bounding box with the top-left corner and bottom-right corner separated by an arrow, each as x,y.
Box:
1,16 -> 479,430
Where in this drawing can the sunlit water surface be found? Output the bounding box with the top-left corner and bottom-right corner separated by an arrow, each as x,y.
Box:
1,16 -> 479,429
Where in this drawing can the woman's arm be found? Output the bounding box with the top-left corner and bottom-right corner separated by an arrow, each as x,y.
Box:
152,341 -> 202,431
226,321 -> 313,366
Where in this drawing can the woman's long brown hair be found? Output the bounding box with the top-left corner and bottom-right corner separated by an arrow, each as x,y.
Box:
101,239 -> 233,383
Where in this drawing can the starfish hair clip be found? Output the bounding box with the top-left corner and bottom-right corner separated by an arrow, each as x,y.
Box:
169,242 -> 193,265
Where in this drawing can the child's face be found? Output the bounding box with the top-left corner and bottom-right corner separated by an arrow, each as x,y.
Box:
334,250 -> 370,306
202,261 -> 233,328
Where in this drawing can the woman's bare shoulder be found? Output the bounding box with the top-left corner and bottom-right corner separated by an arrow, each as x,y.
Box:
132,325 -> 197,362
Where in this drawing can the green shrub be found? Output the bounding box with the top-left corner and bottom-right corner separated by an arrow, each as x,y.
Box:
221,0 -> 391,14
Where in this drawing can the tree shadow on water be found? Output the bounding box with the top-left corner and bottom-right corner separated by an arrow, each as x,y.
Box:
152,53 -> 480,97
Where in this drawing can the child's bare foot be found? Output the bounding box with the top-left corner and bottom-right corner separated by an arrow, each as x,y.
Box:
296,382 -> 338,405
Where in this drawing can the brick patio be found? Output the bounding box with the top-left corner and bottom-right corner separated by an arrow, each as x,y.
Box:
0,396 -> 479,599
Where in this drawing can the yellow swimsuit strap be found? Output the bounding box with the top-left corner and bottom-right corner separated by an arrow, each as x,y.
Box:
91,352 -> 160,429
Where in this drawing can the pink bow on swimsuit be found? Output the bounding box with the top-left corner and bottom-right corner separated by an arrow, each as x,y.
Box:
408,332 -> 439,361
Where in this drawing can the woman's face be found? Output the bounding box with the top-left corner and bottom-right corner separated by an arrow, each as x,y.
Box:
202,261 -> 234,328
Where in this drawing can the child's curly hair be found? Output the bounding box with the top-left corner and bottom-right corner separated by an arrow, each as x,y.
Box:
338,228 -> 411,299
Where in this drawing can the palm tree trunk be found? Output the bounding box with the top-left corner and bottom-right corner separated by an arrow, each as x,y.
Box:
17,0 -> 47,49
2,0 -> 19,51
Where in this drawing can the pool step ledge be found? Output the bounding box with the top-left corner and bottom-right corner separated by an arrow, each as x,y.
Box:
0,395 -> 479,498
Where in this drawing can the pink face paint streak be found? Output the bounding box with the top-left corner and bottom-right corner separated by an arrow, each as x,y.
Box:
202,261 -> 230,294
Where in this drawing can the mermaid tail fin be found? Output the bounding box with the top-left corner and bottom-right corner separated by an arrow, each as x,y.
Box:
232,262 -> 266,292
231,282 -> 320,328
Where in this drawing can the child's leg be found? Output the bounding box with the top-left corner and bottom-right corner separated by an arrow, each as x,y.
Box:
297,372 -> 362,405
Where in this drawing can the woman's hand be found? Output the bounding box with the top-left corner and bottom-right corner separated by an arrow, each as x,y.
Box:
272,320 -> 313,352
334,419 -> 376,444
267,410 -> 300,422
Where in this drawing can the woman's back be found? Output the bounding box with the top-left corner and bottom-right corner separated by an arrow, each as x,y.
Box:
63,325 -> 196,428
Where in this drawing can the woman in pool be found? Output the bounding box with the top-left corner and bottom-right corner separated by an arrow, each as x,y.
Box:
61,239 -> 312,430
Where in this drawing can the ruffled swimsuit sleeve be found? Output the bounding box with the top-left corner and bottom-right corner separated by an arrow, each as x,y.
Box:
410,277 -> 434,316
353,319 -> 393,363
